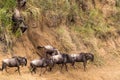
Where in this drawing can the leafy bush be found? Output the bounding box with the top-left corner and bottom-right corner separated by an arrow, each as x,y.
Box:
116,0 -> 120,7
0,0 -> 16,50
0,0 -> 16,30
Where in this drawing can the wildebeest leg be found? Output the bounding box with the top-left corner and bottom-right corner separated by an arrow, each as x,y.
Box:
50,63 -> 55,71
33,68 -> 36,74
39,67 -> 42,76
15,66 -> 20,72
60,64 -> 64,71
30,67 -> 36,74
65,63 -> 68,71
0,63 -> 6,72
30,67 -> 33,74
48,63 -> 54,71
58,64 -> 62,69
5,67 -> 8,73
2,63 -> 8,72
30,64 -> 36,74
83,61 -> 87,71
43,67 -> 47,74
71,62 -> 76,69
49,66 -> 52,71
31,67 -> 36,74
17,66 -> 21,75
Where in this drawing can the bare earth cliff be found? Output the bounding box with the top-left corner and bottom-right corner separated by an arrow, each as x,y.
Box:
0,0 -> 120,80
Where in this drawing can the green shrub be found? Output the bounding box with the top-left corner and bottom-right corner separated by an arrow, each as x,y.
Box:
0,0 -> 16,50
0,0 -> 16,31
0,0 -> 16,9
116,0 -> 120,7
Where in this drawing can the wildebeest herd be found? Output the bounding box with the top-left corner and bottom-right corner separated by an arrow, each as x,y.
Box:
0,45 -> 94,75
0,0 -> 94,75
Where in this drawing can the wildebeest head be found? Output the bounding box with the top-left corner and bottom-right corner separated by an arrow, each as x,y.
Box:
37,45 -> 55,50
17,0 -> 27,8
21,57 -> 27,66
36,46 -> 44,49
37,45 -> 59,57
52,49 -> 60,56
85,53 -> 94,62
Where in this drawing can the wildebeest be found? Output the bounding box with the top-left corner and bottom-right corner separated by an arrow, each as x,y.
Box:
0,56 -> 27,75
30,58 -> 53,75
12,8 -> 23,33
37,45 -> 60,57
17,0 -> 27,8
49,53 -> 73,71
60,53 -> 76,70
69,52 -> 94,71
12,8 -> 27,33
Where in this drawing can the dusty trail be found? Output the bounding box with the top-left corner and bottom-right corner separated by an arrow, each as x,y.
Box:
0,62 -> 120,80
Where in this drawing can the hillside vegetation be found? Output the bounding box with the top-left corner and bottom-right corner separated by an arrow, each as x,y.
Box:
0,0 -> 120,80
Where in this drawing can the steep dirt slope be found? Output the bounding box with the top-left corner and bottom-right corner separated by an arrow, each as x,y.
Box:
0,0 -> 120,80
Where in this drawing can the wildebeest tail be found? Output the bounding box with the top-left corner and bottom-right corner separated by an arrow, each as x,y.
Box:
30,62 -> 35,73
